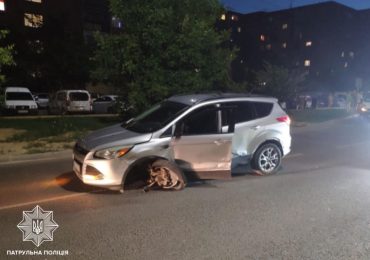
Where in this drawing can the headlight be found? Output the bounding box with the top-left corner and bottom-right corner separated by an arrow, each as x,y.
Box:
6,105 -> 15,109
31,105 -> 37,109
94,146 -> 133,160
361,106 -> 367,112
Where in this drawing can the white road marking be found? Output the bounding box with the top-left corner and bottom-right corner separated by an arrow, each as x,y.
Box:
336,141 -> 370,149
0,193 -> 88,211
285,153 -> 304,159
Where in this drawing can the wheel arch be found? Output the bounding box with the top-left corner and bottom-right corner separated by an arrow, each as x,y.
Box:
252,139 -> 283,157
121,155 -> 169,187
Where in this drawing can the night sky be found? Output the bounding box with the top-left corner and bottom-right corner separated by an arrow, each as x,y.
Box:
221,0 -> 370,14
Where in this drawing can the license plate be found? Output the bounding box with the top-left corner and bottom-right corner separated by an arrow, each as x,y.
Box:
18,110 -> 28,113
73,161 -> 81,174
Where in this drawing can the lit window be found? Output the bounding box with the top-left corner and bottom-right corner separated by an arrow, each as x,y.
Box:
341,52 -> 345,57
27,40 -> 43,54
24,13 -> 43,28
282,42 -> 287,49
111,16 -> 123,29
349,51 -> 355,58
26,0 -> 42,2
260,34 -> 265,41
305,41 -> 312,47
344,62 -> 348,68
237,27 -> 241,33
304,60 -> 311,67
266,44 -> 272,50
0,0 -> 4,11
220,14 -> 226,21
240,59 -> 244,64
231,15 -> 238,21
282,23 -> 288,30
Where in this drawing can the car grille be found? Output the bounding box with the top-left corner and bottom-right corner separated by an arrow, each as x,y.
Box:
74,143 -> 89,156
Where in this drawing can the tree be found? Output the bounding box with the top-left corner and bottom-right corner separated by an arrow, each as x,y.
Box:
254,62 -> 307,101
92,0 -> 235,112
0,30 -> 14,85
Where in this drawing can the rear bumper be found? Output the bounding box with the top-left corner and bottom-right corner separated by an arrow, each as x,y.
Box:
67,106 -> 92,113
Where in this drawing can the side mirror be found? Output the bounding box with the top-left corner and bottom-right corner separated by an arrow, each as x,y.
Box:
174,122 -> 183,139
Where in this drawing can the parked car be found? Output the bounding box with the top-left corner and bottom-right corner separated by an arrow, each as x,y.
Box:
2,87 -> 38,115
48,90 -> 92,114
359,92 -> 370,114
73,93 -> 291,192
92,95 -> 118,114
34,93 -> 49,109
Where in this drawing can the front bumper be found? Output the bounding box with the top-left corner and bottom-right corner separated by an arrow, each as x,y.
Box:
73,145 -> 129,189
3,107 -> 38,115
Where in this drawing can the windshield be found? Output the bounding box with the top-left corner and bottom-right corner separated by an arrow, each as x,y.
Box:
6,92 -> 34,101
69,92 -> 89,101
124,101 -> 189,133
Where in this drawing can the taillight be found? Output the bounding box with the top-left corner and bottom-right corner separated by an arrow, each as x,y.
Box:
276,116 -> 291,125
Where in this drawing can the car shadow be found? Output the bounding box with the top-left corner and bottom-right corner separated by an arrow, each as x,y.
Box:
56,164 -> 271,194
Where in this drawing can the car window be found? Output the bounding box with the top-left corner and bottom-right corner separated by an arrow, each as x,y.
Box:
253,102 -> 273,118
38,94 -> 48,99
94,97 -> 104,102
6,92 -> 34,101
182,106 -> 219,135
221,101 -> 257,125
69,92 -> 89,101
124,101 -> 189,133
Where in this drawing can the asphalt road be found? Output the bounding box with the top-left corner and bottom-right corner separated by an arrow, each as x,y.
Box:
1,115 -> 370,259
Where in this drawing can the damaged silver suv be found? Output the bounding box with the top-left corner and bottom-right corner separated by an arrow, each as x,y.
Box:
73,93 -> 291,192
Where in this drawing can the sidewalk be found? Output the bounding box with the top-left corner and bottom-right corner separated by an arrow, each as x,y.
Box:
0,149 -> 72,164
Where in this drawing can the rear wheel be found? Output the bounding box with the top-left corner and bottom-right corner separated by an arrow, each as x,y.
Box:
252,143 -> 282,175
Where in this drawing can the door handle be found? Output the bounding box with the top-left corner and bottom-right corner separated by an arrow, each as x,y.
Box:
251,125 -> 261,130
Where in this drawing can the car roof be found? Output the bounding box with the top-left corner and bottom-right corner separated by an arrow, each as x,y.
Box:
5,87 -> 31,92
57,89 -> 89,92
101,95 -> 118,98
167,93 -> 276,105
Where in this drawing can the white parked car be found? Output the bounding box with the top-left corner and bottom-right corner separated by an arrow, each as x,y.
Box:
2,87 -> 38,115
48,90 -> 92,114
92,95 -> 118,114
35,93 -> 49,109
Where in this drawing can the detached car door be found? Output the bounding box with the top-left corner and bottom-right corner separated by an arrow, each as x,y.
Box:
170,104 -> 234,180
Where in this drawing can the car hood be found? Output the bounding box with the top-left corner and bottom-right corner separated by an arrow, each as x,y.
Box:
78,123 -> 152,151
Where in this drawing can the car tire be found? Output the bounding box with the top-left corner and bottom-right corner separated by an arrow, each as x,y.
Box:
252,143 -> 282,175
150,159 -> 186,190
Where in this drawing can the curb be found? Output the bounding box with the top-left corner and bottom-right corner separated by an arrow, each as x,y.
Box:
0,149 -> 72,165
291,113 -> 357,128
